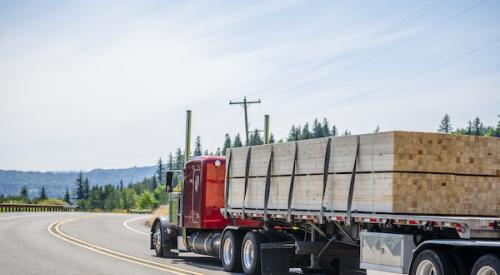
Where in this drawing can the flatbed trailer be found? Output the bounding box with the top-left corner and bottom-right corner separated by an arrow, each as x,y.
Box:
151,130 -> 499,275
223,206 -> 500,274
152,154 -> 500,275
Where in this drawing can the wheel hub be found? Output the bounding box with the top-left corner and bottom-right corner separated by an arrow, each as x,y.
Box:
223,238 -> 233,266
416,260 -> 437,275
243,239 -> 254,270
154,226 -> 162,251
477,266 -> 497,275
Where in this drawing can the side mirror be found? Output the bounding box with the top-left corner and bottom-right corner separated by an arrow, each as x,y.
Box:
166,171 -> 174,192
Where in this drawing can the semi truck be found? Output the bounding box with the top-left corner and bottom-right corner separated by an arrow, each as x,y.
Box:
150,113 -> 499,275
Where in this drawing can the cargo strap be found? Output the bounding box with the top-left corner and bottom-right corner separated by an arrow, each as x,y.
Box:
263,148 -> 274,221
320,137 -> 332,223
224,149 -> 232,219
242,147 -> 252,218
287,142 -> 299,222
346,135 -> 361,224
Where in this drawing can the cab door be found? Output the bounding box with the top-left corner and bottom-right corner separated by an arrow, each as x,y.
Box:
190,166 -> 202,226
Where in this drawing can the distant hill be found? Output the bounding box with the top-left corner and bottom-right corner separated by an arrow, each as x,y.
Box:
0,166 -> 156,199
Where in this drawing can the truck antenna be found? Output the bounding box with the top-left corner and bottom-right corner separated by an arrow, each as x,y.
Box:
185,110 -> 192,163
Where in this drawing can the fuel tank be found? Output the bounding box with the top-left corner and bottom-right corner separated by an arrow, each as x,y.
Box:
186,231 -> 222,257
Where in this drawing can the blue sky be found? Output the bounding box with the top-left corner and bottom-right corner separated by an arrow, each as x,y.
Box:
1,0 -> 499,171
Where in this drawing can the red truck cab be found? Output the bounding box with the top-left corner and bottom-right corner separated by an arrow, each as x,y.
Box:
151,156 -> 260,270
182,156 -> 229,229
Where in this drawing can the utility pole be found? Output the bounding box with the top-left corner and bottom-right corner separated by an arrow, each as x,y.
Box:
229,96 -> 261,145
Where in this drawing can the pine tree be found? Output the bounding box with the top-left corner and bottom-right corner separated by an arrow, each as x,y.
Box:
322,118 -> 331,136
331,125 -> 338,136
215,147 -> 222,156
438,114 -> 452,133
249,129 -> 263,145
343,130 -> 351,136
312,118 -> 323,138
203,149 -> 209,155
269,133 -> 275,144
374,125 -> 380,133
167,153 -> 174,170
287,125 -> 299,141
312,118 -> 324,138
466,120 -> 473,135
19,185 -> 29,202
151,175 -> 158,190
156,158 -> 164,183
175,148 -> 184,170
64,188 -> 71,204
39,186 -> 47,200
222,134 -> 231,155
472,117 -> 482,136
300,123 -> 312,140
83,178 -> 90,200
233,133 -> 243,147
119,179 -> 124,191
75,171 -> 85,200
495,120 -> 500,137
194,136 -> 202,156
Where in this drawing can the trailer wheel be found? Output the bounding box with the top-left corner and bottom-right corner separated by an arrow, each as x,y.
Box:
471,254 -> 500,275
221,230 -> 243,272
241,231 -> 267,275
410,249 -> 455,275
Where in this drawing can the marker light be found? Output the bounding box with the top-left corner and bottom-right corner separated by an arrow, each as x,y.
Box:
215,160 -> 221,167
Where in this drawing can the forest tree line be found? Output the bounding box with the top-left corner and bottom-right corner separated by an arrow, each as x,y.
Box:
2,114 -> 498,209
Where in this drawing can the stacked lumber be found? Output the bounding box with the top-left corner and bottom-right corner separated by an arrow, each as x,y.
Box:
226,131 -> 499,216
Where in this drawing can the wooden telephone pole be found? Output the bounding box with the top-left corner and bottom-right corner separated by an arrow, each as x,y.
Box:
229,97 -> 261,145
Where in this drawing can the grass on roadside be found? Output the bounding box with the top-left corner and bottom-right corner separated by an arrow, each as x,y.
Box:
145,205 -> 168,228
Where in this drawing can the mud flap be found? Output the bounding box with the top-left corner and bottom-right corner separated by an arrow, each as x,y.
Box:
260,242 -> 295,275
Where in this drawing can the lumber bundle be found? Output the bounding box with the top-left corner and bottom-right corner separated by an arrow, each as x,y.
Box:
226,131 -> 500,216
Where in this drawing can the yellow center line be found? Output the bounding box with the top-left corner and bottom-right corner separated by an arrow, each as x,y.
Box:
48,216 -> 204,275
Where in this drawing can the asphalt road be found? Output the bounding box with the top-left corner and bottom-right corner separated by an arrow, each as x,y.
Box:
0,212 -> 231,275
0,212 -> 389,275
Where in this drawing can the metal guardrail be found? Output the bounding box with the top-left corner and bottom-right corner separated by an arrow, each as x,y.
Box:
0,203 -> 77,212
127,209 -> 153,214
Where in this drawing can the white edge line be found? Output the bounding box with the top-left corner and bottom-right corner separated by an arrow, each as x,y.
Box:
123,216 -> 150,235
0,213 -> 58,221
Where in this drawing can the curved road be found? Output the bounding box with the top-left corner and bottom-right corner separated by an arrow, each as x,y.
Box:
0,212 -> 384,275
0,212 -> 229,275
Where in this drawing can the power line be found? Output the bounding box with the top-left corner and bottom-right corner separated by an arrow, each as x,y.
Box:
275,35 -> 500,121
245,0 -> 448,97
229,97 -> 261,145
265,0 -> 488,99
230,108 -> 243,136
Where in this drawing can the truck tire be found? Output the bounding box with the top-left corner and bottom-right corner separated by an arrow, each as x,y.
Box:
471,254 -> 500,275
153,222 -> 176,258
221,230 -> 243,272
241,231 -> 267,275
410,249 -> 455,275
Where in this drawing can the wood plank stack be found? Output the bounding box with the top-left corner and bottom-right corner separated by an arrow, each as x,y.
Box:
226,131 -> 500,216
